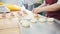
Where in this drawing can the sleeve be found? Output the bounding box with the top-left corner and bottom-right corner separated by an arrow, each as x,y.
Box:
57,0 -> 60,5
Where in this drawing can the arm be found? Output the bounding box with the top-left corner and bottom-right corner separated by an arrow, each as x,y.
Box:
32,1 -> 46,13
38,3 -> 60,12
33,0 -> 60,14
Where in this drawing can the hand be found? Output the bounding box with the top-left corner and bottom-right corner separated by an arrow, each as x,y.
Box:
32,7 -> 40,14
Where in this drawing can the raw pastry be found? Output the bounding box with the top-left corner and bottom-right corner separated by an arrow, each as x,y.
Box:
34,14 -> 40,19
6,13 -> 11,19
2,12 -> 6,19
10,13 -> 15,18
31,18 -> 37,23
23,10 -> 28,15
47,18 -> 54,22
21,20 -> 30,28
39,18 -> 46,23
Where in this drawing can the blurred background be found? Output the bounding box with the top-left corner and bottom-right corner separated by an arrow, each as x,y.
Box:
0,0 -> 45,15
0,0 -> 44,9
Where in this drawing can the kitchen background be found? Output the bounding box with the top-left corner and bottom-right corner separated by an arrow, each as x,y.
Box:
0,0 -> 45,15
0,0 -> 43,6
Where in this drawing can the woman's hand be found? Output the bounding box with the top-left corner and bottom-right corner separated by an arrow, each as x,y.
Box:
32,7 -> 41,14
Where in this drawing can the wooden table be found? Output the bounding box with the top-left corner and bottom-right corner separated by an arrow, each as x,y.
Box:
0,27 -> 20,34
0,19 -> 21,34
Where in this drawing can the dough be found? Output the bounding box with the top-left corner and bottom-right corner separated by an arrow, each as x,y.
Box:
31,18 -> 37,23
47,18 -> 54,22
39,18 -> 46,23
34,14 -> 40,19
21,20 -> 30,28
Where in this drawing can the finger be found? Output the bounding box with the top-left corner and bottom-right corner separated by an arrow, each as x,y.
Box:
32,9 -> 34,13
32,9 -> 36,14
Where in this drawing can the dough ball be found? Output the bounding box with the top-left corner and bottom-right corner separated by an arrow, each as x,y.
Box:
31,18 -> 37,23
39,18 -> 46,23
22,20 -> 30,28
47,18 -> 54,22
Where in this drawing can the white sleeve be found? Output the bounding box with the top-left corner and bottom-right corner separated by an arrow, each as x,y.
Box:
57,0 -> 60,5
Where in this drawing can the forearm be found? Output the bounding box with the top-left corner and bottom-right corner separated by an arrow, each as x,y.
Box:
39,3 -> 60,12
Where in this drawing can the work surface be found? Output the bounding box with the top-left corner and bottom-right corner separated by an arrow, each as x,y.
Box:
0,10 -> 60,34
0,19 -> 21,34
0,28 -> 20,34
0,19 -> 60,34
